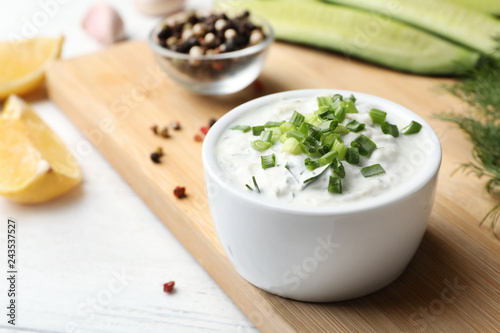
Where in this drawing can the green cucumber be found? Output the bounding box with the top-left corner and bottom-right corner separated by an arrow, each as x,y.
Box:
443,0 -> 500,16
324,0 -> 500,54
218,0 -> 479,74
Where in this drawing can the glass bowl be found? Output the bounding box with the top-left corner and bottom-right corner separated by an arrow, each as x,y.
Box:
148,9 -> 274,95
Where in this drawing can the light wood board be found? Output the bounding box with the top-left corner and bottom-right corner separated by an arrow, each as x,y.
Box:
46,40 -> 500,332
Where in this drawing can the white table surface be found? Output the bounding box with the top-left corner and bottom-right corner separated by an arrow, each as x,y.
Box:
0,1 -> 258,332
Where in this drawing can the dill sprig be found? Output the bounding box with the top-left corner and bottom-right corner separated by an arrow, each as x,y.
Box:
437,37 -> 500,238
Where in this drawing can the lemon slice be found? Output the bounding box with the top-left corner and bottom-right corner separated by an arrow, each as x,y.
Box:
0,36 -> 64,100
0,95 -> 82,203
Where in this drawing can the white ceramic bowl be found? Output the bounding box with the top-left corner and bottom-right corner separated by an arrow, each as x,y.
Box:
202,89 -> 442,302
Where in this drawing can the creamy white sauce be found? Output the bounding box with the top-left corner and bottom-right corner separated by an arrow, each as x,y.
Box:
215,95 -> 430,208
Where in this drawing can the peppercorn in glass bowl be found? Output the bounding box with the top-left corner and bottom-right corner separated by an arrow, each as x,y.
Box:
149,10 -> 274,95
148,9 -> 274,95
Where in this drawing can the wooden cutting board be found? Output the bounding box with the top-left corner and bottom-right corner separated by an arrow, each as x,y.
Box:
46,40 -> 500,332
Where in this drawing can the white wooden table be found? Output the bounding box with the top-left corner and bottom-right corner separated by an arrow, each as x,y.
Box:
0,1 -> 257,332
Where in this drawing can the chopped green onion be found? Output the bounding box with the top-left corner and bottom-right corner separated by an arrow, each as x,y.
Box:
264,121 -> 284,128
281,137 -> 302,154
335,103 -> 347,122
346,120 -> 365,132
290,111 -> 305,127
317,145 -> 330,156
345,147 -> 360,165
298,122 -> 309,135
318,119 -> 339,133
308,125 -> 322,141
305,158 -> 321,171
319,151 -> 338,166
261,154 -> 276,169
369,108 -> 387,124
330,157 -> 345,178
231,125 -> 251,132
332,138 -> 348,160
301,136 -> 320,156
317,95 -> 334,107
345,100 -> 358,113
279,121 -> 295,133
401,121 -> 422,135
381,122 -> 399,137
332,94 -> 343,101
350,134 -> 377,157
251,140 -> 272,151
328,176 -> 342,194
304,113 -> 321,126
252,126 -> 266,136
361,164 -> 386,177
347,94 -> 356,103
286,130 -> 306,141
252,176 -> 260,193
259,130 -> 273,143
333,124 -> 349,135
321,133 -> 340,149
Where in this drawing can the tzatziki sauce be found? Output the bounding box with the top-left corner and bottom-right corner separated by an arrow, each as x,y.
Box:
215,94 -> 432,208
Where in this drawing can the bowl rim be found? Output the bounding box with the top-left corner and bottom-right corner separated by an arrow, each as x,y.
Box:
148,9 -> 274,60
202,89 -> 442,216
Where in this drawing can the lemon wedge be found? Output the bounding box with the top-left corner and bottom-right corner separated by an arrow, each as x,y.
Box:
0,95 -> 82,203
0,36 -> 64,100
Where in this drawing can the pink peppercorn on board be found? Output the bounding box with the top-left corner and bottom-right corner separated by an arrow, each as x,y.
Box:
46,40 -> 500,332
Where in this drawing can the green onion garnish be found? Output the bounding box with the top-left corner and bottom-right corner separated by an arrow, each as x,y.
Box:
252,176 -> 260,192
330,157 -> 345,178
401,121 -> 422,135
381,121 -> 399,137
252,126 -> 266,136
251,140 -> 272,151
279,121 -> 295,133
347,94 -> 356,103
305,158 -> 321,171
307,125 -> 322,141
317,145 -> 330,156
245,176 -> 261,193
261,154 -> 276,169
361,164 -> 386,178
369,108 -> 387,124
346,120 -> 365,132
335,103 -> 347,122
318,119 -> 339,133
332,138 -> 348,160
301,136 -> 320,156
264,121 -> 284,128
345,100 -> 358,114
321,133 -> 340,149
317,95 -> 334,107
260,130 -> 273,143
231,125 -> 251,132
319,151 -> 338,166
281,137 -> 302,154
290,111 -> 305,127
333,124 -> 349,135
350,134 -> 377,157
345,147 -> 360,165
328,176 -> 342,194
286,129 -> 306,141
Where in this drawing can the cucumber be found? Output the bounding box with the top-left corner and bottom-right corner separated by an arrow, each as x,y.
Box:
218,0 -> 478,75
443,0 -> 500,16
323,0 -> 500,54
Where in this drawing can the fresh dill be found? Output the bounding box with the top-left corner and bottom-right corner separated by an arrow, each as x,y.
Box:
437,38 -> 500,238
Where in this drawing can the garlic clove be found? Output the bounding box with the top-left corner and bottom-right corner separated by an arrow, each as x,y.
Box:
82,4 -> 125,45
135,0 -> 185,16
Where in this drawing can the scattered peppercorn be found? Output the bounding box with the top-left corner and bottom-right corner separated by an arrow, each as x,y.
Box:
173,186 -> 186,198
208,118 -> 217,127
163,281 -> 175,293
150,146 -> 164,164
194,134 -> 203,142
200,126 -> 210,135
253,79 -> 264,92
171,121 -> 181,130
150,124 -> 158,135
159,126 -> 170,138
